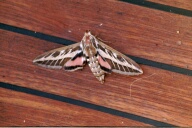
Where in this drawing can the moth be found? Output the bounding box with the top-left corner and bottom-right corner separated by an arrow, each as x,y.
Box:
33,30 -> 143,83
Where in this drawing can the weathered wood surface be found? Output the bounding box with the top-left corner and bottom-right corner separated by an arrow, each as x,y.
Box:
147,0 -> 192,10
1,87 -> 148,126
0,0 -> 192,127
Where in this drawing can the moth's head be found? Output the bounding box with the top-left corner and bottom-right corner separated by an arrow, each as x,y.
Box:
84,30 -> 92,38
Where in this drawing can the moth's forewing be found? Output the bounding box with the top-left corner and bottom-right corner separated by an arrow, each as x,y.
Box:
33,42 -> 85,71
97,40 -> 143,75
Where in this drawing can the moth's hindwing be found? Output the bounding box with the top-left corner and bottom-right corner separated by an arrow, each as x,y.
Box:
33,42 -> 86,71
97,40 -> 143,75
96,53 -> 112,74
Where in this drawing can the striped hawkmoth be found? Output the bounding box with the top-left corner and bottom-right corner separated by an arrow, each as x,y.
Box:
33,30 -> 143,83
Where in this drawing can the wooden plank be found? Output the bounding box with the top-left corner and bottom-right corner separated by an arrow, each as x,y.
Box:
0,88 -> 149,126
0,0 -> 192,70
0,30 -> 192,126
147,0 -> 192,10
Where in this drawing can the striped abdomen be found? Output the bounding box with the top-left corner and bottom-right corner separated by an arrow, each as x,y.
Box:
88,56 -> 105,84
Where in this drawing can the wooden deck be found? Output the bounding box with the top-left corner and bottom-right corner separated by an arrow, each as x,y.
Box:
0,0 -> 192,127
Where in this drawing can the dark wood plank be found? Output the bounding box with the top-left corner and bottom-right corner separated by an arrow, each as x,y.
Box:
0,88 -> 149,126
147,0 -> 192,10
0,0 -> 192,70
1,30 -> 192,126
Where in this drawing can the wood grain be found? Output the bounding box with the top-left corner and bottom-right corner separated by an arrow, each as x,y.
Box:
0,0 -> 192,70
1,30 -> 192,126
147,0 -> 192,10
0,88 -> 149,126
1,0 -> 192,126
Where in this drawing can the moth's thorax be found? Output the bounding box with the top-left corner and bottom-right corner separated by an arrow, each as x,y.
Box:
84,45 -> 97,58
82,33 -> 97,57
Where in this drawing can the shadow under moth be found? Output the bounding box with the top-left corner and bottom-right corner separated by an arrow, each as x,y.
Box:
33,30 -> 143,84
